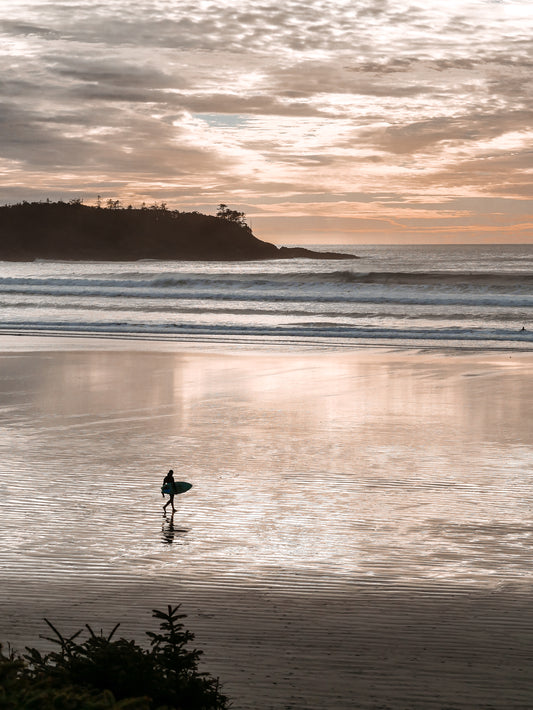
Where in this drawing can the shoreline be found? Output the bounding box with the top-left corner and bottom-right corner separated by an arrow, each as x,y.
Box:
0,330 -> 532,355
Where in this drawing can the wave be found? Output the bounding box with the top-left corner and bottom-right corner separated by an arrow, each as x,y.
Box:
0,320 -> 531,344
0,263 -> 530,348
337,271 -> 533,287
1,283 -> 531,312
1,270 -> 532,289
2,295 -> 530,325
0,271 -> 532,303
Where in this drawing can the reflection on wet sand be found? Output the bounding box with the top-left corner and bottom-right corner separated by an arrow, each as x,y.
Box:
161,513 -> 189,545
1,343 -> 533,709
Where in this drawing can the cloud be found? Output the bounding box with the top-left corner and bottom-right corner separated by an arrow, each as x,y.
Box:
372,111 -> 533,154
0,0 -> 532,242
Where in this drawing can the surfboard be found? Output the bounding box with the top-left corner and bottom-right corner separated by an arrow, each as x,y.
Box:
161,481 -> 192,495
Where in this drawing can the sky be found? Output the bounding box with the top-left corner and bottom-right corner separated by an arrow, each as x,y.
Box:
1,0 -> 532,244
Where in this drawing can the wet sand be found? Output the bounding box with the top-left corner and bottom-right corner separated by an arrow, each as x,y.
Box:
1,336 -> 533,708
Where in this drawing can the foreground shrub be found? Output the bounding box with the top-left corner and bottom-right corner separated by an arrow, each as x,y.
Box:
0,605 -> 228,709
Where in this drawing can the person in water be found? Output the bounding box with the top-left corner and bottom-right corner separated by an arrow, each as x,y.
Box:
162,469 -> 176,514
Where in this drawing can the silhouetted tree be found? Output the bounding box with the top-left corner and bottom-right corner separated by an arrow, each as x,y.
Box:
1,605 -> 229,709
216,204 -> 247,227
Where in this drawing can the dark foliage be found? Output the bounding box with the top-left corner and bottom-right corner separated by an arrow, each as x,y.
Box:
0,605 -> 229,710
215,204 -> 247,227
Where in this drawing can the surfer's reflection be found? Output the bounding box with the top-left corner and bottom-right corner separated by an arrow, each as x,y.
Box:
161,513 -> 189,545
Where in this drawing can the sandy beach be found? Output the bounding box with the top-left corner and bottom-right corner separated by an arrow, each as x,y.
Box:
1,336 -> 533,709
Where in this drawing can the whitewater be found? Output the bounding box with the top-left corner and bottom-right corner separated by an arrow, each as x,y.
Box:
0,244 -> 531,348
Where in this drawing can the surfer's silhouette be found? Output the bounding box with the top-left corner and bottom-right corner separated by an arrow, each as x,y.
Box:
162,469 -> 176,513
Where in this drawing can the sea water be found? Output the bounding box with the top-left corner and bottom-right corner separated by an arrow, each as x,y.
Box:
1,244 -> 533,708
0,244 -> 531,347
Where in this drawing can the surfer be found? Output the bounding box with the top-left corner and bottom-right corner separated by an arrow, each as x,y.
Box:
162,469 -> 176,514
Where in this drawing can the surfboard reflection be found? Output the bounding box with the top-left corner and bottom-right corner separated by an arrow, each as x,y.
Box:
161,513 -> 189,545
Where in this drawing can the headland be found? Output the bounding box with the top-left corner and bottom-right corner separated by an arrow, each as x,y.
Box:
0,201 -> 357,261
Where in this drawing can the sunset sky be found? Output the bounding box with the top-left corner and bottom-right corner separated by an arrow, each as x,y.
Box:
1,0 -> 532,244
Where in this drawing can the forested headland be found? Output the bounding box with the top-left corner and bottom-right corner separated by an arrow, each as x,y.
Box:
0,200 -> 356,261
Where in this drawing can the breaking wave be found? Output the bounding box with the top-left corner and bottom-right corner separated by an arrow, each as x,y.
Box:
0,244 -> 531,347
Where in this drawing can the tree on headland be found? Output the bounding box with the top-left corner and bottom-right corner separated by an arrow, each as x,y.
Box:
216,204 -> 248,228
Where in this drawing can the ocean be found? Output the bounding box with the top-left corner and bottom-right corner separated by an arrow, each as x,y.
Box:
0,243 -> 531,348
1,244 -> 533,708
